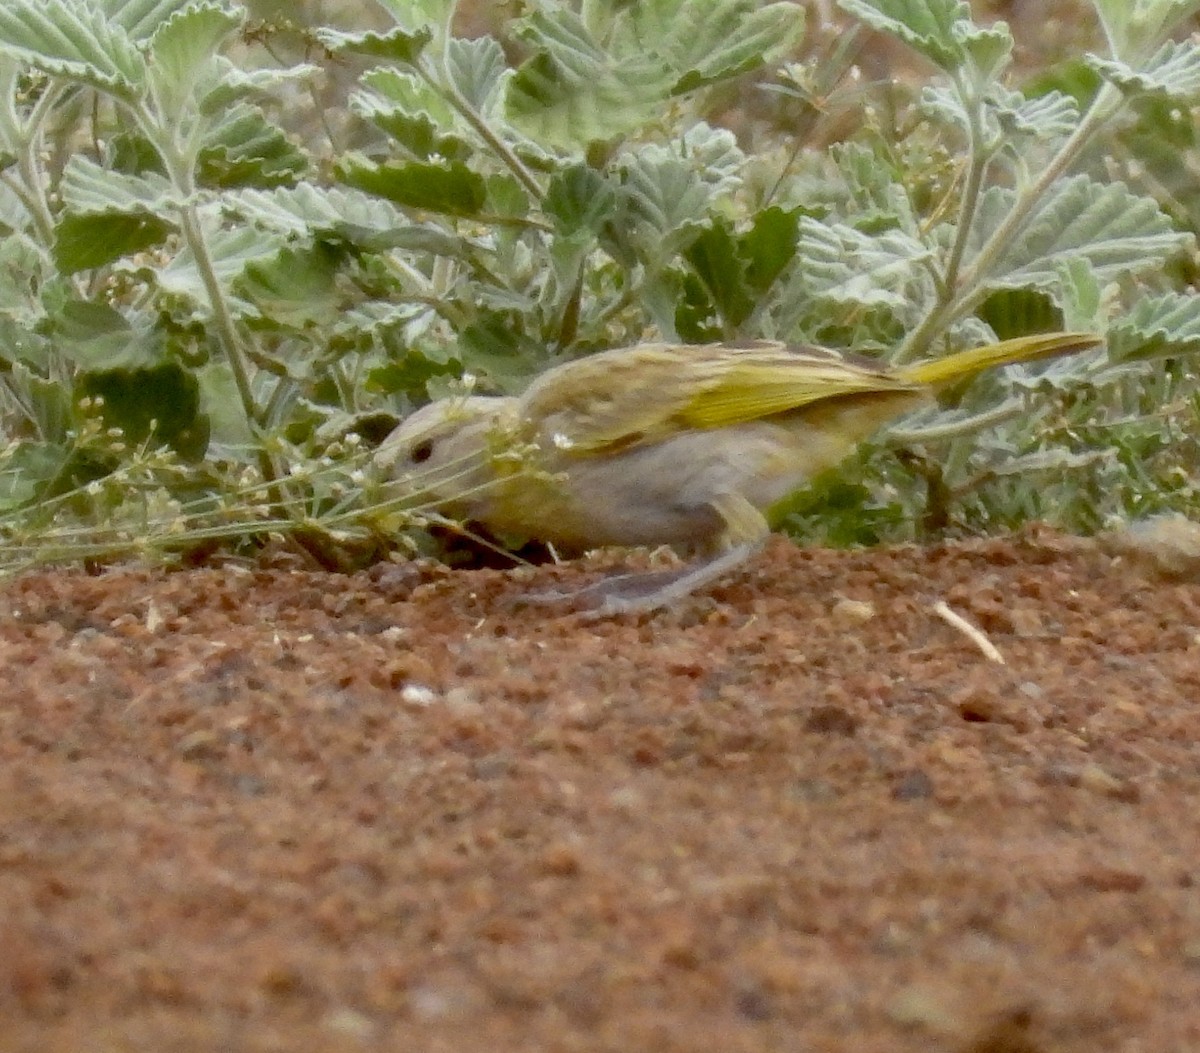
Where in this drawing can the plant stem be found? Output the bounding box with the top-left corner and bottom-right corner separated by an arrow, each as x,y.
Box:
887,399 -> 1024,445
958,83 -> 1124,292
937,76 -> 988,320
148,117 -> 282,491
416,37 -> 542,201
4,82 -> 65,248
897,83 -> 1126,363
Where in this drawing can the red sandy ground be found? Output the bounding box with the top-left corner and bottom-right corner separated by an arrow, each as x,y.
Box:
1,530 -> 1198,1052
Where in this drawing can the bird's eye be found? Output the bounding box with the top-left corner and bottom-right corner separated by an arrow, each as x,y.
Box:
410,439 -> 435,464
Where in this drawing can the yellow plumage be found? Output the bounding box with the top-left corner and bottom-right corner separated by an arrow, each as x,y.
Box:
374,332 -> 1103,613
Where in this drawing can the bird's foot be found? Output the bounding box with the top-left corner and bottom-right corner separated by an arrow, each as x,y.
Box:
511,544 -> 759,620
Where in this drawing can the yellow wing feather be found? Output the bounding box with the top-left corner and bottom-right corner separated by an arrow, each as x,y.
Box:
517,333 -> 1104,456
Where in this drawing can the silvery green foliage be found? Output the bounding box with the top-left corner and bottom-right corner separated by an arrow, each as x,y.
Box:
0,0 -> 1197,563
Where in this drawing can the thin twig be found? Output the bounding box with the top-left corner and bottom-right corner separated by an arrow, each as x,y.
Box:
930,599 -> 1005,664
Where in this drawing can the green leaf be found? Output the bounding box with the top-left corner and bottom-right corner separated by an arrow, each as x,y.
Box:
741,206 -> 804,297
353,67 -> 470,161
236,245 -> 341,328
682,207 -> 801,331
79,361 -> 208,459
837,0 -> 971,70
994,89 -> 1080,140
508,7 -> 661,147
445,36 -> 507,112
54,211 -> 173,273
103,0 -> 215,41
313,25 -> 432,65
335,155 -> 487,218
1107,291 -> 1200,361
195,360 -> 253,448
49,300 -> 164,369
604,129 -> 745,264
970,176 -> 1194,290
958,21 -> 1013,85
146,1 -> 242,119
1088,39 -> 1200,102
653,0 -> 805,94
1056,257 -> 1103,331
367,344 -> 461,399
370,0 -> 453,35
507,0 -> 803,147
136,219 -> 283,313
1089,0 -> 1200,63
0,234 -> 49,320
333,301 -> 429,349
544,164 -> 616,235
0,438 -> 70,511
224,184 -> 404,236
60,155 -> 179,215
796,216 -> 935,312
683,221 -> 753,332
976,288 -> 1063,340
55,156 -> 179,271
0,0 -> 146,100
198,104 -> 308,188
198,57 -> 321,116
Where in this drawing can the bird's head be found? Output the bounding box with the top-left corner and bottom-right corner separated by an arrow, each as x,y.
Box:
373,396 -> 520,519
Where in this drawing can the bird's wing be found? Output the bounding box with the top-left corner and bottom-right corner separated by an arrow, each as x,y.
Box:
521,342 -> 917,454
676,350 -> 916,430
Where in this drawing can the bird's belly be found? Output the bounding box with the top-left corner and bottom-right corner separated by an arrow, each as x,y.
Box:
498,424 -> 818,552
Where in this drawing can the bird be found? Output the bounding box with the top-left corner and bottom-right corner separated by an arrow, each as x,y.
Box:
374,332 -> 1104,615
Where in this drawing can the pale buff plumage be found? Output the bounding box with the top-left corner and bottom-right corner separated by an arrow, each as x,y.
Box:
375,333 -> 1102,614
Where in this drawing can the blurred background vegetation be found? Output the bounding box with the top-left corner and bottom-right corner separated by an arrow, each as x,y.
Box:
0,0 -> 1198,569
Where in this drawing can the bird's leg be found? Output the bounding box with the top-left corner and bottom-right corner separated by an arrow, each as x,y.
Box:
513,494 -> 769,618
513,541 -> 762,619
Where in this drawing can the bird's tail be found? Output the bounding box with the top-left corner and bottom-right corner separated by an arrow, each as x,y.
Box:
900,332 -> 1104,388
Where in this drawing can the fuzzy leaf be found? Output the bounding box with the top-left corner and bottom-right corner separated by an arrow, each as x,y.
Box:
797,216 -> 934,310
0,233 -> 46,318
445,36 -> 507,111
995,88 -> 1080,139
236,245 -> 341,327
1107,291 -> 1200,361
609,151 -> 715,260
837,0 -> 971,70
650,0 -> 804,94
353,68 -> 470,160
971,176 -> 1193,290
54,211 -> 173,272
60,155 -> 180,215
0,436 -> 70,510
508,7 -> 662,147
335,301 -> 428,345
199,104 -> 308,188
198,57 -> 320,115
147,1 -> 241,119
1090,0 -> 1199,63
314,25 -> 432,65
544,164 -> 617,235
336,155 -> 487,218
508,0 -> 800,147
102,0 -> 211,41
224,184 -> 409,237
131,219 -> 283,314
1088,39 -> 1200,101
370,0 -> 453,34
0,0 -> 146,100
49,299 -> 163,369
